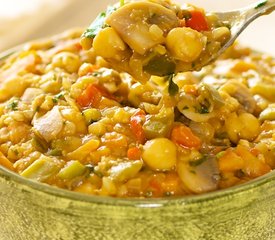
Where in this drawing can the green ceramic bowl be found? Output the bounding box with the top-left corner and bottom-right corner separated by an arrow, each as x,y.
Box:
1,49 -> 275,240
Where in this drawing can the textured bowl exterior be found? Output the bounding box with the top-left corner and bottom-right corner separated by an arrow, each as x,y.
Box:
1,167 -> 275,240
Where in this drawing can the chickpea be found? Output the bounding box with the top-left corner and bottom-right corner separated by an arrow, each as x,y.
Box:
166,27 -> 205,62
93,27 -> 126,59
142,138 -> 177,171
212,27 -> 231,44
239,112 -> 260,140
52,52 -> 81,73
225,112 -> 260,143
80,37 -> 93,50
88,122 -> 106,136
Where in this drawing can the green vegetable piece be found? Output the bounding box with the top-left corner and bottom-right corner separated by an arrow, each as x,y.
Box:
57,160 -> 86,180
143,55 -> 176,77
82,6 -> 116,38
21,157 -> 60,182
167,74 -> 179,96
32,133 -> 49,152
144,119 -> 170,139
48,149 -> 62,156
8,100 -> 19,111
144,106 -> 174,139
255,0 -> 267,9
109,160 -> 143,182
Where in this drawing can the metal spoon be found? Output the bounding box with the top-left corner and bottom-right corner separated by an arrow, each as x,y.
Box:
205,0 -> 275,66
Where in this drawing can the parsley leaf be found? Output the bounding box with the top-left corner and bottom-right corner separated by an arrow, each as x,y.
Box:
255,0 -> 267,9
52,92 -> 64,104
8,100 -> 19,111
82,6 -> 116,39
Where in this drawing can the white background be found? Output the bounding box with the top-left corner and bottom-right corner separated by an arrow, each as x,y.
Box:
0,0 -> 274,55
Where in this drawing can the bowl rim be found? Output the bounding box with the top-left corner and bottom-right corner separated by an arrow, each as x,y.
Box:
2,165 -> 275,207
1,46 -> 275,208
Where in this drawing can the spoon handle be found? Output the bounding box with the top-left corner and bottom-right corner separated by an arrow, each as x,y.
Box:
242,0 -> 275,23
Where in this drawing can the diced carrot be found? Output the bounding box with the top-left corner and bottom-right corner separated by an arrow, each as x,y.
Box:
171,124 -> 201,149
76,84 -> 102,108
218,149 -> 244,172
130,110 -> 146,144
186,10 -> 209,31
0,151 -> 14,171
127,147 -> 142,160
76,84 -> 115,108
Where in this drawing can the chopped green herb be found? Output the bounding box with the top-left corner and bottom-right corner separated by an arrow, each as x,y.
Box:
52,92 -> 65,104
198,105 -> 209,114
189,169 -> 196,174
86,164 -> 95,172
189,156 -> 207,167
55,92 -> 65,99
35,106 -> 40,112
52,98 -> 58,104
82,6 -> 116,38
167,74 -> 179,96
182,106 -> 189,110
255,0 -> 267,9
8,101 -> 18,111
182,10 -> 192,20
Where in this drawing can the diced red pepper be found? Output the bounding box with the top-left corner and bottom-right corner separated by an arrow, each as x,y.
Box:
76,83 -> 115,108
186,10 -> 209,32
76,84 -> 102,108
171,124 -> 201,149
130,110 -> 146,144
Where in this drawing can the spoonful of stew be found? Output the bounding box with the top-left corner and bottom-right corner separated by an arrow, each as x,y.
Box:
81,0 -> 275,81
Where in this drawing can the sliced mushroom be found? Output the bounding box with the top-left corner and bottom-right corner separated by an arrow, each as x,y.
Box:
106,1 -> 179,55
219,80 -> 256,113
177,83 -> 224,122
177,155 -> 220,194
